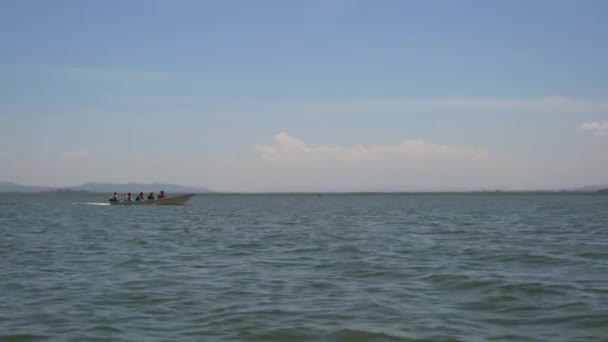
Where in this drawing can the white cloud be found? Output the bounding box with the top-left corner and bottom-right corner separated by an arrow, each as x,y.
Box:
252,132 -> 488,163
64,149 -> 89,158
245,134 -> 608,192
579,120 -> 608,136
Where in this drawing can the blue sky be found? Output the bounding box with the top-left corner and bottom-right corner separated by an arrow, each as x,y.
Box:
1,0 -> 607,191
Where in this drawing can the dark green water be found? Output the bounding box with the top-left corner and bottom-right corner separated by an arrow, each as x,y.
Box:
1,193 -> 607,341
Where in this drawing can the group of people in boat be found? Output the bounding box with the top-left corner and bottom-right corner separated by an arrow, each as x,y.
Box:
109,190 -> 166,202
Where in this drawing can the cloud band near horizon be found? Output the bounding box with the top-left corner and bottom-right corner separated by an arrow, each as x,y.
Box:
252,132 -> 488,163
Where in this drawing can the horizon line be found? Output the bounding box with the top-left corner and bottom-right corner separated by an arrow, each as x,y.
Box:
1,180 -> 607,194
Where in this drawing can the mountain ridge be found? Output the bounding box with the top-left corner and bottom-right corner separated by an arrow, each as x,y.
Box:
0,181 -> 211,193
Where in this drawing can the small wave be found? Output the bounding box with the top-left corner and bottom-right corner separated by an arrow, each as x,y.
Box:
227,242 -> 260,249
420,273 -> 496,290
497,304 -> 544,314
527,313 -> 607,326
235,327 -> 317,341
0,334 -> 49,341
0,201 -> 19,205
518,252 -> 571,265
237,326 -> 431,342
577,251 -> 608,259
309,280 -> 336,289
328,327 -> 427,341
498,282 -> 569,296
84,324 -> 124,334
334,245 -> 360,253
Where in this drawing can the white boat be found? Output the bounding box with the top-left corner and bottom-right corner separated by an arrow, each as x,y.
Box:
108,193 -> 195,206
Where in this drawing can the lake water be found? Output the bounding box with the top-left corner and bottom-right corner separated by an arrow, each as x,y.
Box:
1,193 -> 607,341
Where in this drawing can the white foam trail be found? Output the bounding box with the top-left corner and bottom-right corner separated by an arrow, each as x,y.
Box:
72,202 -> 111,206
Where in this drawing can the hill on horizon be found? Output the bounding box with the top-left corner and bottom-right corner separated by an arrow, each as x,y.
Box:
68,182 -> 211,194
0,182 -> 52,193
572,185 -> 608,192
0,182 -> 211,193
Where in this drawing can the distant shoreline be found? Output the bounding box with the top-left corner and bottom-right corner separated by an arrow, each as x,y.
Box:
1,181 -> 607,195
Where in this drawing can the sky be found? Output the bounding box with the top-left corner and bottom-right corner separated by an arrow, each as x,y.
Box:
0,0 -> 607,191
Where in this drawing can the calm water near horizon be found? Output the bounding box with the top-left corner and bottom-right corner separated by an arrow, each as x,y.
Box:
1,193 -> 607,341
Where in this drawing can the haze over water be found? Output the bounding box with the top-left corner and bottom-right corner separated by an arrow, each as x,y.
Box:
2,193 -> 607,341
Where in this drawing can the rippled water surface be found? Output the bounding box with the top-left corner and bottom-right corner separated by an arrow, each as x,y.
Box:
1,193 -> 607,341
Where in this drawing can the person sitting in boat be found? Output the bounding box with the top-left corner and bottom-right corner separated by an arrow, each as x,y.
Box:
157,190 -> 166,199
109,192 -> 118,202
125,193 -> 132,202
135,192 -> 145,201
147,192 -> 155,200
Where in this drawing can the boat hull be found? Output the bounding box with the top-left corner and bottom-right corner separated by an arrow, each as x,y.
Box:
109,194 -> 195,206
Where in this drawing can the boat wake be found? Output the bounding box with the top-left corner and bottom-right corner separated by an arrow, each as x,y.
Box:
73,202 -> 111,206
